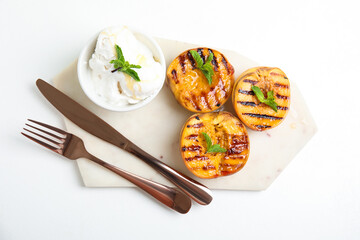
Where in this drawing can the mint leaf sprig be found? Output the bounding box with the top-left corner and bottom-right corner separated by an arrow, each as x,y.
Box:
201,132 -> 227,153
110,44 -> 141,81
251,85 -> 278,112
190,50 -> 214,85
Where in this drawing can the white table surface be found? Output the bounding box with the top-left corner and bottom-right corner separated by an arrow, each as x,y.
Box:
1,0 -> 359,239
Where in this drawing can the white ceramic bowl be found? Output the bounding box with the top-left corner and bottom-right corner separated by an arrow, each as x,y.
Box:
77,26 -> 166,112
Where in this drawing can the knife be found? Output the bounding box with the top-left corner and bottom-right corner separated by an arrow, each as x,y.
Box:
36,79 -> 212,205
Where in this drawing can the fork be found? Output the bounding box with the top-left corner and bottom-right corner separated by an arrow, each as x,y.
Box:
21,119 -> 191,214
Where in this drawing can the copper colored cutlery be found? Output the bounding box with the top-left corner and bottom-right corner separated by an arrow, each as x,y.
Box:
22,119 -> 191,214
35,79 -> 213,205
22,79 -> 213,213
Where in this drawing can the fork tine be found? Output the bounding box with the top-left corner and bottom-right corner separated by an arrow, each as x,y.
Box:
21,132 -> 61,153
25,123 -> 64,140
23,127 -> 62,145
28,119 -> 67,135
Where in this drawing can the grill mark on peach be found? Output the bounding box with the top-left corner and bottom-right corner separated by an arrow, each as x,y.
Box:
238,89 -> 255,95
227,135 -> 249,155
186,51 -> 196,69
221,55 -> 231,74
186,123 -> 204,128
185,96 -> 200,111
228,146 -> 248,155
276,93 -> 289,99
208,49 -> 219,71
277,106 -> 289,111
221,163 -> 243,168
185,134 -> 198,140
201,92 -> 211,110
171,69 -> 178,84
238,101 -> 288,110
242,113 -> 283,120
184,155 -> 209,161
229,62 -> 234,75
197,48 -> 206,63
274,83 -> 289,88
243,79 -> 258,84
209,87 -> 220,107
202,165 -> 216,170
191,94 -> 201,111
228,145 -> 248,154
181,145 -> 202,152
253,124 -> 272,129
237,101 -> 257,107
231,135 -> 248,144
179,55 -> 186,73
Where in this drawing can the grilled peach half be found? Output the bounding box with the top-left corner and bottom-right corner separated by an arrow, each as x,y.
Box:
232,67 -> 290,131
167,48 -> 235,112
180,112 -> 250,179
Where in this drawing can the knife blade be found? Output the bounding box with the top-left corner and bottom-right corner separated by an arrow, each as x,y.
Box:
36,79 -> 212,205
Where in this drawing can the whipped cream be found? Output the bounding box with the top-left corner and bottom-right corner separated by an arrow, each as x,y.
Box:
88,26 -> 163,106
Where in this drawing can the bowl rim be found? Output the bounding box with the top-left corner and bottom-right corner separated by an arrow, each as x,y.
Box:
77,26 -> 166,112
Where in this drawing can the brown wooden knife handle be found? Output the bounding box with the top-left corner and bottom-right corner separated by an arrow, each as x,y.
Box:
126,143 -> 213,205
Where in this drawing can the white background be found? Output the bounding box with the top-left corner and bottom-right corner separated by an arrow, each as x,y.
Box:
1,0 -> 359,239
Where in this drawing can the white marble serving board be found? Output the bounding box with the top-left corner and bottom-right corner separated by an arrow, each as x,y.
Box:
53,37 -> 317,190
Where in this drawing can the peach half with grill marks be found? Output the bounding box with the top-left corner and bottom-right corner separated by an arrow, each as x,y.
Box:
180,112 -> 250,179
